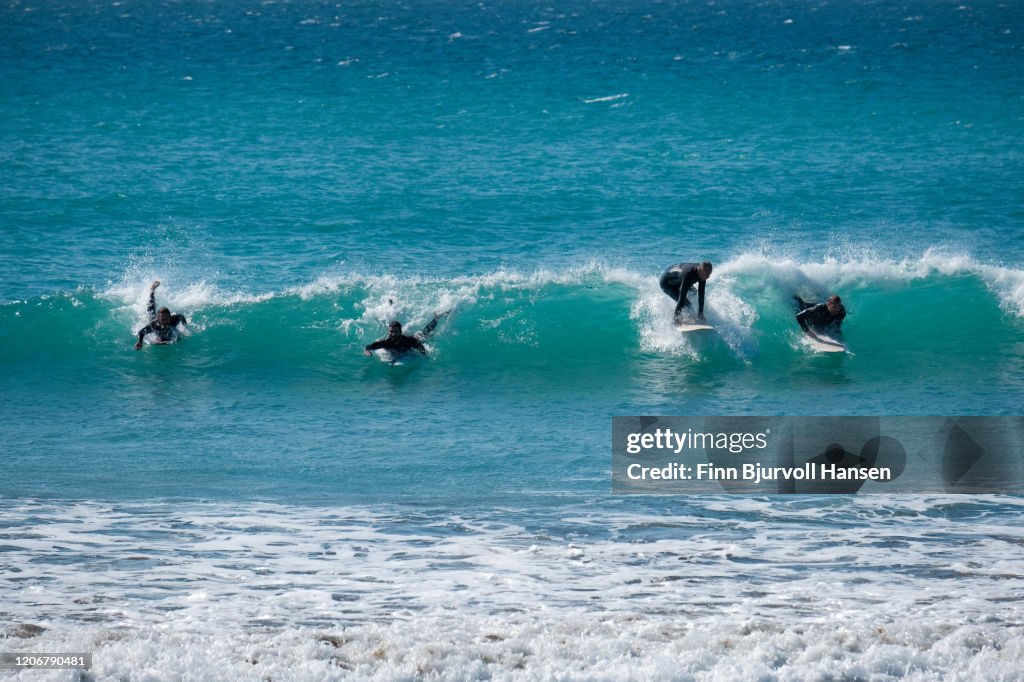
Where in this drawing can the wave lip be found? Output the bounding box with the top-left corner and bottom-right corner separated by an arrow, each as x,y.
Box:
720,248 -> 1024,316
3,252 -> 1021,373
62,250 -> 1024,326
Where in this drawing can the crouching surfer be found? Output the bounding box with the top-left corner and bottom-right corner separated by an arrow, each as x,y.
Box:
659,261 -> 712,323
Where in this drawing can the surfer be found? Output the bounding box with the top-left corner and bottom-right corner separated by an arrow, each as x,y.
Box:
134,281 -> 188,349
364,312 -> 449,357
794,295 -> 846,341
659,261 -> 712,322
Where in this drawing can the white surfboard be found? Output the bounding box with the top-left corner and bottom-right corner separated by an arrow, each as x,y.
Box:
805,335 -> 846,353
373,349 -> 401,364
373,349 -> 424,365
675,323 -> 715,333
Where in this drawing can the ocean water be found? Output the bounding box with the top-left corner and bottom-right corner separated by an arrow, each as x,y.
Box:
2,0 -> 1023,678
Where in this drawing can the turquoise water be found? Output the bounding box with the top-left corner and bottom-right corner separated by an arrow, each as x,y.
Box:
2,0 -> 1024,678
3,258 -> 1023,501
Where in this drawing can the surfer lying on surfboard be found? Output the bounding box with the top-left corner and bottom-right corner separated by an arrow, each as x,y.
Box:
135,280 -> 188,349
659,261 -> 712,324
364,312 -> 449,357
795,294 -> 846,344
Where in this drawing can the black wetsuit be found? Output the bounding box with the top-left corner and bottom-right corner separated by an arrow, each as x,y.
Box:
137,293 -> 187,344
365,334 -> 427,355
364,312 -> 446,356
659,263 -> 706,316
795,297 -> 845,335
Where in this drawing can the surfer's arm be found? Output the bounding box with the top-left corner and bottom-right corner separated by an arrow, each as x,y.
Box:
135,324 -> 154,349
697,280 -> 706,319
796,308 -> 811,332
671,296 -> 688,319
145,280 -> 160,320
364,339 -> 386,355
795,308 -> 819,338
673,270 -> 699,319
795,308 -> 825,341
412,338 -> 427,355
673,285 -> 691,319
673,294 -> 686,319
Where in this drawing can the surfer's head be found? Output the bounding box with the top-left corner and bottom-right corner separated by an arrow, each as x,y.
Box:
826,295 -> 844,317
388,321 -> 403,337
157,307 -> 172,325
698,261 -> 713,281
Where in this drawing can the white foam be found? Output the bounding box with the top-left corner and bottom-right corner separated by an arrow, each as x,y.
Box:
720,248 -> 1024,317
102,278 -> 273,330
291,265 -> 629,343
285,249 -> 1024,358
2,498 -> 1023,680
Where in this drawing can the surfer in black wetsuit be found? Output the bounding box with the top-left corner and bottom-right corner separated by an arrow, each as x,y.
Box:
135,280 -> 188,349
659,261 -> 713,322
794,294 -> 846,341
363,312 -> 448,357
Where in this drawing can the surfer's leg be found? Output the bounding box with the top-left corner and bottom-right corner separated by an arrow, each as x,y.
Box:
147,291 -> 157,321
419,311 -> 450,339
659,270 -> 682,301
